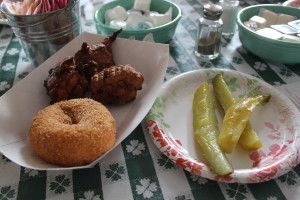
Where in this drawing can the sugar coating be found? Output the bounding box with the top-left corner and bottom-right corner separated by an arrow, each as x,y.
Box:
29,98 -> 117,167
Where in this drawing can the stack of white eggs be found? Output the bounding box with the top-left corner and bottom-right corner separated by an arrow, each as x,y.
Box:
104,0 -> 172,30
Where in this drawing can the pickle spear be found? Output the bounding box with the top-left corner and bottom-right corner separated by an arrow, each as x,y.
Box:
218,94 -> 271,154
212,74 -> 263,151
193,82 -> 233,175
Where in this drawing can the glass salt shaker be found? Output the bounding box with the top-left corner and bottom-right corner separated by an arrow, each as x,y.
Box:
194,4 -> 223,60
220,0 -> 239,36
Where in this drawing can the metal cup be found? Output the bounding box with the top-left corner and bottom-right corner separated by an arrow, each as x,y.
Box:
0,0 -> 81,67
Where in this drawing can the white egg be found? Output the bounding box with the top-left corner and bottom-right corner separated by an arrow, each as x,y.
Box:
133,0 -> 151,11
105,6 -> 128,25
127,9 -> 142,16
109,20 -> 127,29
148,7 -> 172,27
144,11 -> 159,18
126,12 -> 153,28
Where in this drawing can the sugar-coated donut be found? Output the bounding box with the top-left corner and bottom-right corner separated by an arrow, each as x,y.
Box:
29,98 -> 116,167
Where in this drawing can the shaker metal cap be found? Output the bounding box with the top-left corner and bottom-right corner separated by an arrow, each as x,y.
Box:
203,4 -> 223,20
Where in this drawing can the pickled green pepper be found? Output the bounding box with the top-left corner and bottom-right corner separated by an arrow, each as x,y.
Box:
193,82 -> 233,175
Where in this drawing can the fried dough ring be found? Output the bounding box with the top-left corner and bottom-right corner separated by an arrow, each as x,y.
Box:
29,98 -> 116,167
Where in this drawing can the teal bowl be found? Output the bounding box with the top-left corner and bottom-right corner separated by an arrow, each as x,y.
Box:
237,4 -> 300,64
94,0 -> 182,43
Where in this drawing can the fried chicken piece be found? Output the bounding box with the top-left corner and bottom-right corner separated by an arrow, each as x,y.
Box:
90,64 -> 144,105
76,60 -> 101,80
73,29 -> 122,74
44,56 -> 89,104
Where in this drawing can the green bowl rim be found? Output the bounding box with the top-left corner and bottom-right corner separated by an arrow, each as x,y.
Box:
237,4 -> 300,46
94,0 -> 182,33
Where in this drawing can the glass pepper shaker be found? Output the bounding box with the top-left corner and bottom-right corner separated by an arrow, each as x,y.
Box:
220,0 -> 239,36
194,4 -> 223,60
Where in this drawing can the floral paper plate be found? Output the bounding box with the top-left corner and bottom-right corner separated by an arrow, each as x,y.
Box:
145,69 -> 300,183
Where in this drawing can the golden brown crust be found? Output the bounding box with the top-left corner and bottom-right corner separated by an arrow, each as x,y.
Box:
29,98 -> 116,167
73,29 -> 122,70
90,64 -> 144,105
44,57 -> 89,104
44,30 -> 144,106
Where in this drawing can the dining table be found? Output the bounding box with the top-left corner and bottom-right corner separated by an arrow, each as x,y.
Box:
1,0 -> 300,199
